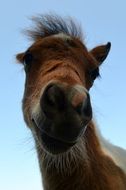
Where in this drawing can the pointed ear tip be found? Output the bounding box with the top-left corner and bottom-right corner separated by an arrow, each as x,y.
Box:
107,42 -> 111,50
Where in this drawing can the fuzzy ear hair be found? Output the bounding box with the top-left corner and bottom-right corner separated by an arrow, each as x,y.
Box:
90,42 -> 111,65
16,52 -> 25,63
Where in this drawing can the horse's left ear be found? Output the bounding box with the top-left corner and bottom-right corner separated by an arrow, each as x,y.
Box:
90,42 -> 111,65
16,52 -> 25,63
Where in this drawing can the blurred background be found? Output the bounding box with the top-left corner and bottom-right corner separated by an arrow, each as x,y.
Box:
0,1 -> 126,189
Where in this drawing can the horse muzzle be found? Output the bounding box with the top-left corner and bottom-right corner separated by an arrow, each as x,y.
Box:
32,82 -> 92,154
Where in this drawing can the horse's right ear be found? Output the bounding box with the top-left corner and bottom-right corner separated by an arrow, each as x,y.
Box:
90,42 -> 111,65
16,52 -> 25,63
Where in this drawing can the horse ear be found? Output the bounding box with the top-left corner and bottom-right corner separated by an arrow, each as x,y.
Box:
16,52 -> 25,63
90,42 -> 111,65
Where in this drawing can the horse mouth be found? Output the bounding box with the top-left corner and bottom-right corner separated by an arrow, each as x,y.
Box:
40,131 -> 76,154
32,118 -> 76,154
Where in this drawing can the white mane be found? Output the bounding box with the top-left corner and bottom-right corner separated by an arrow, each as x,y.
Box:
96,125 -> 126,174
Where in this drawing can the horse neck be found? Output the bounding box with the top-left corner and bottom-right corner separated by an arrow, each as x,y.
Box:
37,123 -> 126,190
38,123 -> 108,190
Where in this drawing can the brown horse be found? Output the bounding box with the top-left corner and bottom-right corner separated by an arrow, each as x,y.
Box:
16,15 -> 126,190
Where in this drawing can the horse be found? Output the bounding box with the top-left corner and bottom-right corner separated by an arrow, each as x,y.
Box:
16,14 -> 126,190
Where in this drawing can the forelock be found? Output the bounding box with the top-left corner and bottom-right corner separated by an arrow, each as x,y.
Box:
26,14 -> 83,41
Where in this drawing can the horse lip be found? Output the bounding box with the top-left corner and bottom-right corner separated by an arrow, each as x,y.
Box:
31,117 -> 77,145
31,117 -> 76,154
41,131 -> 76,154
41,130 -> 76,147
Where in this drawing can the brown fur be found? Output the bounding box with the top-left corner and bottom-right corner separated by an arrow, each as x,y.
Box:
16,15 -> 126,190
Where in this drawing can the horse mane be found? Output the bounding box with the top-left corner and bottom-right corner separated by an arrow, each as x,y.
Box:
26,14 -> 83,41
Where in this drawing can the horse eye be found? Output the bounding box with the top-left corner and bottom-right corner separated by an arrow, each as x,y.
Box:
23,52 -> 33,72
89,67 -> 100,81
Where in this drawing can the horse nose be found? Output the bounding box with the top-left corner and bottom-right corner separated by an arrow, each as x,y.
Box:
40,83 -> 92,124
40,83 -> 92,143
40,83 -> 67,119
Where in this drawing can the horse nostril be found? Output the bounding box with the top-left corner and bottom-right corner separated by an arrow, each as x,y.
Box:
40,83 -> 66,118
44,84 -> 57,106
47,84 -> 66,109
82,93 -> 92,120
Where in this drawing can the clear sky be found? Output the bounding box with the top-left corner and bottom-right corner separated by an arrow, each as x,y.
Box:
0,1 -> 126,190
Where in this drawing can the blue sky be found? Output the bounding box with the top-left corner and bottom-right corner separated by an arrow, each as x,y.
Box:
0,1 -> 126,190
